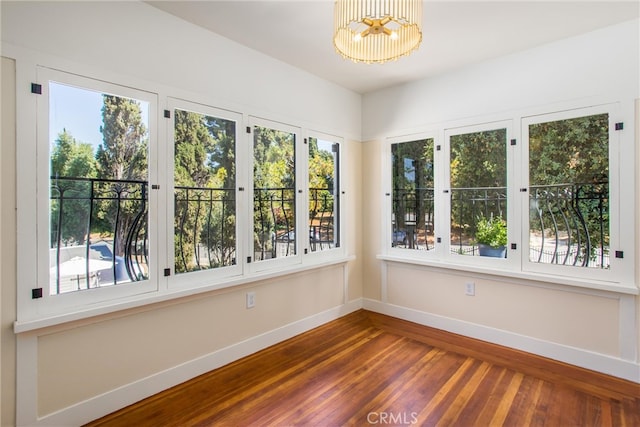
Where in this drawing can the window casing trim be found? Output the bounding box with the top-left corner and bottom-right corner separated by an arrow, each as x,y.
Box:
382,102 -> 634,289
17,64 -> 351,325
31,67 -> 160,321
377,254 -> 638,296
14,255 -> 355,333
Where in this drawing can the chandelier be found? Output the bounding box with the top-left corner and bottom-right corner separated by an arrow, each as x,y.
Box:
333,0 -> 423,64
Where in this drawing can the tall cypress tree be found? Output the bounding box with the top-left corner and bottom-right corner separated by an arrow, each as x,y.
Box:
96,95 -> 148,258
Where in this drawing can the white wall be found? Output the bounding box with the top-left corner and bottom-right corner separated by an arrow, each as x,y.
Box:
363,19 -> 638,140
1,1 -> 363,426
1,1 -> 361,140
362,19 -> 640,383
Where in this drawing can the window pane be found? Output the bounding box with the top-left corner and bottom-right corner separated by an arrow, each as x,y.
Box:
450,129 -> 507,257
174,109 -> 236,273
308,138 -> 339,252
49,82 -> 149,294
528,114 -> 609,269
253,125 -> 296,261
391,139 -> 435,250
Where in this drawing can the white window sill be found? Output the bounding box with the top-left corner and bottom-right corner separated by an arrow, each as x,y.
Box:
14,255 -> 355,334
377,254 -> 638,296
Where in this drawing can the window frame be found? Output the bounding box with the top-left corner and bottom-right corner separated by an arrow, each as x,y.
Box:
247,116 -> 305,274
18,66 -> 350,327
443,120 -> 518,269
166,98 -> 245,289
385,131 -> 442,258
304,130 -> 345,262
382,103 -> 634,290
31,67 -> 160,320
521,104 -> 623,283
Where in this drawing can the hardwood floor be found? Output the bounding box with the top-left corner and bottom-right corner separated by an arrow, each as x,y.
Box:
86,310 -> 640,426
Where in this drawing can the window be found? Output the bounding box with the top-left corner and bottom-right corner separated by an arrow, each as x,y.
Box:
22,68 -> 346,323
33,68 -> 158,318
385,106 -> 629,287
524,108 -> 615,278
251,119 -> 300,266
390,138 -> 435,251
170,99 -> 241,283
45,74 -> 155,297
447,125 -> 508,258
308,135 -> 340,252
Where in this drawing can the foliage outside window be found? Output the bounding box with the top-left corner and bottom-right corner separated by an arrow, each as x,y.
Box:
253,124 -> 297,262
528,114 -> 609,269
308,137 -> 340,252
49,82 -> 150,295
449,128 -> 507,257
173,109 -> 237,273
391,138 -> 435,250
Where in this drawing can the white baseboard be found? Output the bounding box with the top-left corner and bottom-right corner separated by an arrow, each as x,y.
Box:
24,299 -> 363,427
363,298 -> 640,383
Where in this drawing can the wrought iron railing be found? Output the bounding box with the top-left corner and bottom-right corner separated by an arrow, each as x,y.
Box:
450,186 -> 507,256
529,182 -> 609,268
51,180 -> 339,292
50,176 -> 148,294
253,187 -> 337,261
174,186 -> 236,272
309,187 -> 337,252
392,188 -> 435,250
393,183 -> 609,267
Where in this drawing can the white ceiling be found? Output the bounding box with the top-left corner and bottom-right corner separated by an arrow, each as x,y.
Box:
147,1 -> 639,94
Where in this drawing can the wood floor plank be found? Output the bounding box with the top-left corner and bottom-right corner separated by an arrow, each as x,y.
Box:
488,371 -> 524,426
86,310 -> 640,427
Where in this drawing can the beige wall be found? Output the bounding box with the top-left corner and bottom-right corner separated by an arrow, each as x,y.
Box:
1,56 -> 17,427
345,139 -> 364,302
385,264 -> 620,356
362,139 -> 383,301
37,265 -> 349,415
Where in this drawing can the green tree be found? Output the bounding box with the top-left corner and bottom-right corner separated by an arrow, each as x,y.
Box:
450,129 -> 506,189
253,126 -> 295,259
391,138 -> 434,235
529,114 -> 608,185
449,129 -> 506,247
202,116 -> 237,267
173,111 -> 238,272
96,95 -> 148,258
529,114 -> 609,262
309,138 -> 335,214
174,110 -> 213,272
50,129 -> 98,245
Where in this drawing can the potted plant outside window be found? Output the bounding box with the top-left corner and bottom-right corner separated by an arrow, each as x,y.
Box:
475,216 -> 507,258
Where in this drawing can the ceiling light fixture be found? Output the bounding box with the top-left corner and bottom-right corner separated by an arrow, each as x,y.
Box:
333,0 -> 423,64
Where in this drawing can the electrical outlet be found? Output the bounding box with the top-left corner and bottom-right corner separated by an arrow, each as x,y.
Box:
246,291 -> 256,308
465,282 -> 475,296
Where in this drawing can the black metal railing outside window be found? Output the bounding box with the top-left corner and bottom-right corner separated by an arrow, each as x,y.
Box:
253,186 -> 337,261
174,186 -> 236,272
450,186 -> 507,256
391,188 -> 435,250
391,182 -> 609,268
529,182 -> 609,268
50,176 -> 148,294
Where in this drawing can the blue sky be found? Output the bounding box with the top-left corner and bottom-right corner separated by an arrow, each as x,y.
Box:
49,82 -> 149,151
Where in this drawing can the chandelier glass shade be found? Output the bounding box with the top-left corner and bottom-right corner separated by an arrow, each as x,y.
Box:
333,0 -> 423,64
